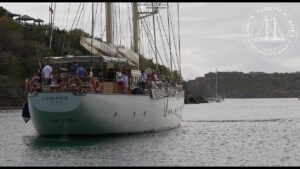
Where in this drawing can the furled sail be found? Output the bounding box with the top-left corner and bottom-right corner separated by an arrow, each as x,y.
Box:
80,37 -> 139,66
117,48 -> 139,65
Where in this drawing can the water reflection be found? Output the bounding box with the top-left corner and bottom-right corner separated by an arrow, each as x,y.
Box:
23,134 -> 135,149
3,99 -> 300,166
21,128 -> 177,149
17,129 -> 182,166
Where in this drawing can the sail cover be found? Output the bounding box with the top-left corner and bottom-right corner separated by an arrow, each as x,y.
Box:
45,55 -> 129,65
80,37 -> 139,66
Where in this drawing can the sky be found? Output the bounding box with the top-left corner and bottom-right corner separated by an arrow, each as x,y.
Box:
1,2 -> 300,80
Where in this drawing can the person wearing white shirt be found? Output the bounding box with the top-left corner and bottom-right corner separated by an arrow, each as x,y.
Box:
42,63 -> 52,85
116,70 -> 124,83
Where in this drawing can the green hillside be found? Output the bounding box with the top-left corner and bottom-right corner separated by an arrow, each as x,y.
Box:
184,71 -> 300,99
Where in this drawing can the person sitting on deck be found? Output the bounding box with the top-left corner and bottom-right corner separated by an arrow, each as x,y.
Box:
29,73 -> 40,92
50,75 -> 58,86
122,70 -> 129,94
116,69 -> 125,93
78,64 -> 88,81
150,70 -> 157,88
155,70 -> 162,86
72,61 -> 80,77
138,70 -> 147,94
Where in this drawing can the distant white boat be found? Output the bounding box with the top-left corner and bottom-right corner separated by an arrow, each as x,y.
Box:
214,68 -> 224,103
207,97 -> 215,103
215,96 -> 224,103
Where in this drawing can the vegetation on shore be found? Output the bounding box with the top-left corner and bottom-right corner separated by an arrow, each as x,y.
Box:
0,7 -> 94,106
183,71 -> 300,100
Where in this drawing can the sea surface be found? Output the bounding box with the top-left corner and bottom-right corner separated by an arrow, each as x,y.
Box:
1,98 -> 300,166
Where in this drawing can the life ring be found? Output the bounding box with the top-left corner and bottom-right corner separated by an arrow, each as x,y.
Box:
68,77 -> 83,93
92,78 -> 102,93
29,76 -> 40,93
29,83 -> 38,93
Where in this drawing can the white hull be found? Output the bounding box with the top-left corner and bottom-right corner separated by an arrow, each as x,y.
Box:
215,98 -> 224,103
28,92 -> 184,135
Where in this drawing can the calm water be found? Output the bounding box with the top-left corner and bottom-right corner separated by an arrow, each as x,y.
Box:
1,98 -> 300,166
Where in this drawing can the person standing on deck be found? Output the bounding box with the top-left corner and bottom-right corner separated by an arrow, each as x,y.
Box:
150,70 -> 157,88
139,70 -> 147,94
122,70 -> 129,94
72,61 -> 80,78
42,63 -> 52,85
78,64 -> 88,81
116,68 -> 125,93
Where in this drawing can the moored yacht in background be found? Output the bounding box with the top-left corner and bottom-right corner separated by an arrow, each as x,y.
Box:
215,68 -> 224,103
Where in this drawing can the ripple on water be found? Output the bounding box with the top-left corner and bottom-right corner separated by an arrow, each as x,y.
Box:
1,99 -> 300,166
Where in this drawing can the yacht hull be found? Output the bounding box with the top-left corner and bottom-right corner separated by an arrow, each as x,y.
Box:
28,92 -> 184,135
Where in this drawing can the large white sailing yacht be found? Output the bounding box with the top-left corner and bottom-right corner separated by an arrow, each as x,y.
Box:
23,2 -> 184,135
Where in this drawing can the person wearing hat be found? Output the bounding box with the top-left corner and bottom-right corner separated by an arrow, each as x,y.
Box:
42,62 -> 52,85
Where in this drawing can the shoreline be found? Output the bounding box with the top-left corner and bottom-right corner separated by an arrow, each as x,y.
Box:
0,107 -> 22,110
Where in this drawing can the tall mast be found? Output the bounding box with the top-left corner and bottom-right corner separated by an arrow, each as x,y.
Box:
49,3 -> 52,28
273,17 -> 276,39
216,68 -> 218,97
152,3 -> 158,71
132,3 -> 139,69
91,3 -> 94,50
49,3 -> 56,52
91,3 -> 94,66
265,16 -> 269,40
177,3 -> 182,79
167,3 -> 173,81
106,3 -> 113,44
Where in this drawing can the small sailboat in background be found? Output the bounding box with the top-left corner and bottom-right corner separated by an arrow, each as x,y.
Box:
207,97 -> 215,103
215,68 -> 224,103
